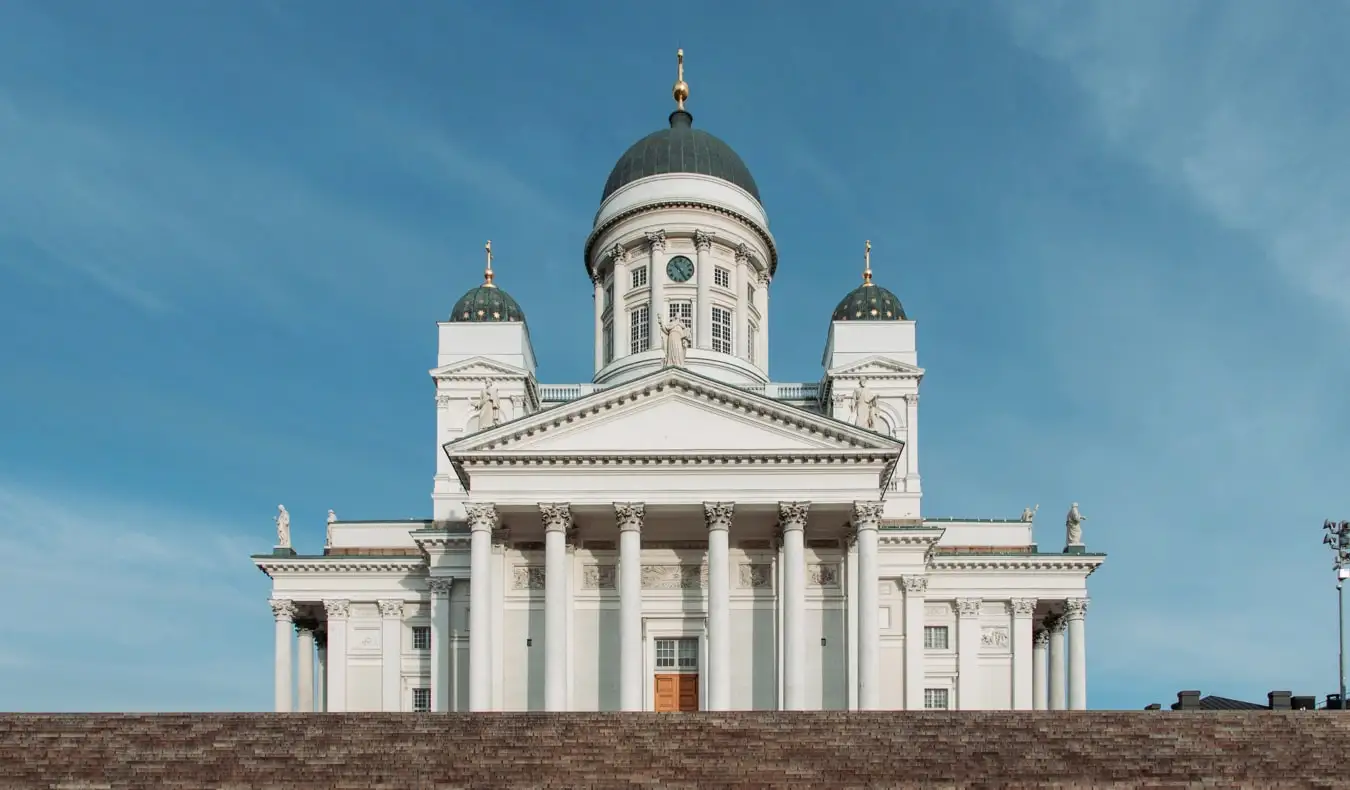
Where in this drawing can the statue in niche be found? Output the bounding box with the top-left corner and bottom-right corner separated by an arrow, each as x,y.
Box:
326,510 -> 337,548
851,380 -> 879,430
658,312 -> 690,368
1065,502 -> 1086,547
1021,504 -> 1039,523
275,504 -> 290,548
473,381 -> 502,428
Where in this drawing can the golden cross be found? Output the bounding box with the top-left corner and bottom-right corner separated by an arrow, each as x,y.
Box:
484,240 -> 495,286
863,240 -> 873,284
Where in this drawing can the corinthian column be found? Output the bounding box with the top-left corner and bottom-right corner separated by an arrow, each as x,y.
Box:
540,503 -> 572,712
1032,628 -> 1049,710
779,501 -> 810,710
734,244 -> 751,359
1011,598 -> 1037,710
1047,612 -> 1067,710
428,578 -> 453,712
611,245 -> 630,356
378,599 -> 404,711
694,230 -> 713,349
466,503 -> 497,711
1065,598 -> 1089,710
270,599 -> 296,712
853,501 -> 883,710
647,231 -> 667,337
705,502 -> 734,710
322,599 -> 350,712
295,620 -> 315,712
955,598 -> 983,710
591,273 -> 604,372
901,575 -> 927,710
616,502 -> 645,711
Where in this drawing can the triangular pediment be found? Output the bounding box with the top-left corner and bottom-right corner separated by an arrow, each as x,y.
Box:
445,367 -> 902,455
429,356 -> 529,380
828,355 -> 925,378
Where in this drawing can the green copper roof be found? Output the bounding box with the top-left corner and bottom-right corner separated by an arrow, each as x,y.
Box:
450,284 -> 526,323
602,110 -> 760,203
831,283 -> 907,322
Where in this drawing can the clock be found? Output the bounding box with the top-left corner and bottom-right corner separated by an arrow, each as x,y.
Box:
665,255 -> 695,283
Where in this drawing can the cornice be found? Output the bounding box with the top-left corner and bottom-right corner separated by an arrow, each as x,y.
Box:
253,557 -> 426,577
930,555 -> 1105,575
878,531 -> 944,548
454,449 -> 901,467
584,200 -> 779,278
412,534 -> 473,551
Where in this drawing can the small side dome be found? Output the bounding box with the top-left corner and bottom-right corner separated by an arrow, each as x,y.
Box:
449,240 -> 527,323
831,240 -> 908,321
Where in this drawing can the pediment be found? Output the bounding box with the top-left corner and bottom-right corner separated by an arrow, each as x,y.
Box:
828,355 -> 925,379
429,356 -> 529,381
446,368 -> 902,455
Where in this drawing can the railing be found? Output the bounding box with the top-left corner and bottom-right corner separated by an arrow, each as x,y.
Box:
538,381 -> 821,405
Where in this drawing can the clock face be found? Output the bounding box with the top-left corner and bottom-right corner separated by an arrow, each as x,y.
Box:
666,255 -> 695,283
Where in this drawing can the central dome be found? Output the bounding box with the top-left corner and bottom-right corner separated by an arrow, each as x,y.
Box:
601,110 -> 761,203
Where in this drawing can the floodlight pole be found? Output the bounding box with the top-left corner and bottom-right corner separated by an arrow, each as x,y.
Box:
1325,520 -> 1350,710
1340,568 -> 1348,709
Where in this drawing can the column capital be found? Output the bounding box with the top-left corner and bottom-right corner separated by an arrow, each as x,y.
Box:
466,503 -> 499,533
901,575 -> 928,595
851,501 -> 884,531
757,270 -> 771,287
1044,612 -> 1066,633
590,271 -> 601,287
427,577 -> 454,597
378,599 -> 405,619
1012,598 -> 1038,618
323,599 -> 351,620
270,599 -> 297,622
735,242 -> 752,265
1034,629 -> 1050,648
693,229 -> 714,251
615,502 -> 645,533
703,502 -> 734,532
777,501 -> 810,532
539,503 -> 573,534
955,598 -> 983,618
645,230 -> 667,253
1063,598 -> 1089,620
609,242 -> 628,265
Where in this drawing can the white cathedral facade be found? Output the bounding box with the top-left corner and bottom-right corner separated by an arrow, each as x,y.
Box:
255,53 -> 1103,715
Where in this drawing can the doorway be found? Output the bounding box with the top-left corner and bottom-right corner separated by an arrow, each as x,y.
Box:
653,637 -> 699,712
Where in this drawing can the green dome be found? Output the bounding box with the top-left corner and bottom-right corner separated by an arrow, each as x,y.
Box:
831,282 -> 907,322
450,284 -> 526,323
601,110 -> 760,203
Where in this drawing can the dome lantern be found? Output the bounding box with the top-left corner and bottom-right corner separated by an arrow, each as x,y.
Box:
831,240 -> 908,322
449,240 -> 527,323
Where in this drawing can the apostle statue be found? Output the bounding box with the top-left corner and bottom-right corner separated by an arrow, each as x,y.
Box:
275,504 -> 291,548
473,381 -> 502,429
1065,502 -> 1086,547
851,380 -> 879,430
326,509 -> 337,548
1020,504 -> 1039,523
659,313 -> 690,368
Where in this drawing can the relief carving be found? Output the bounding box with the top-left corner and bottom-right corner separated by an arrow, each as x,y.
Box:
738,564 -> 772,589
582,564 -> 616,590
642,564 -> 708,590
981,627 -> 1010,649
807,563 -> 840,587
512,566 -> 546,590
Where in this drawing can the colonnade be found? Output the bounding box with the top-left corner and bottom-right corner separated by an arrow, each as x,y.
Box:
1031,599 -> 1090,710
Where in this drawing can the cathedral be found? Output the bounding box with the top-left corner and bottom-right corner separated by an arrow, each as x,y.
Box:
254,52 -> 1104,714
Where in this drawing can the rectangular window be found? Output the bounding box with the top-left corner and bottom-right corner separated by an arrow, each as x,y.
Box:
412,626 -> 431,651
630,303 -> 650,354
631,265 -> 648,289
714,266 -> 730,288
412,687 -> 431,712
923,626 -> 949,650
668,300 -> 693,335
747,282 -> 756,303
711,305 -> 732,354
748,323 -> 758,364
655,637 -> 698,670
923,688 -> 950,710
602,318 -> 614,365
604,280 -> 613,312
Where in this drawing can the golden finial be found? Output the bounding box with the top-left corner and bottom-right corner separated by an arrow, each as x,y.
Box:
672,48 -> 690,111
483,240 -> 496,287
862,240 -> 873,286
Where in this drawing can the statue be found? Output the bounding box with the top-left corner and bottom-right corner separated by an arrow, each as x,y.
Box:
275,504 -> 290,548
326,509 -> 337,548
1065,502 -> 1086,547
1020,504 -> 1039,523
659,313 -> 690,368
473,381 -> 501,428
851,380 -> 879,430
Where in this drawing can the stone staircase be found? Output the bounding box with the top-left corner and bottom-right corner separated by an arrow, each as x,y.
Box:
2,711 -> 1348,788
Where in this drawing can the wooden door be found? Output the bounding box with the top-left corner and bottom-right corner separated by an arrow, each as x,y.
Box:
654,674 -> 699,712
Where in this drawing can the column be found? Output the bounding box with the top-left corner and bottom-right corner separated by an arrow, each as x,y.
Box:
592,274 -> 604,373
270,599 -> 296,712
955,598 -> 982,710
901,576 -> 927,710
616,502 -> 645,711
1047,613 -> 1067,710
904,394 -> 921,489
541,503 -> 572,712
296,621 -> 316,712
844,530 -> 859,710
734,245 -> 751,359
1065,598 -> 1089,710
1011,598 -> 1037,710
1032,629 -> 1049,710
647,231 -> 666,336
694,230 -> 713,349
704,502 -> 733,710
466,503 -> 497,711
755,272 -> 769,369
429,578 -> 453,712
316,631 -> 328,712
378,600 -> 404,711
853,501 -> 883,710
323,599 -> 350,712
610,244 -> 630,358
779,501 -> 810,710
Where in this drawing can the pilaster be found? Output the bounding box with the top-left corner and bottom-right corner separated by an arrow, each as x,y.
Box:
378,599 -> 405,712
1011,598 -> 1037,710
322,599 -> 350,712
428,578 -> 454,712
901,575 -> 928,710
955,598 -> 982,710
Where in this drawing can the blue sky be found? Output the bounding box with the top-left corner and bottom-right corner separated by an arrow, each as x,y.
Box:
1,0 -> 1347,712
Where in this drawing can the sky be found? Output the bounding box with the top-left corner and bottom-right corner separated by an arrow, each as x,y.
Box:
1,0 -> 1347,712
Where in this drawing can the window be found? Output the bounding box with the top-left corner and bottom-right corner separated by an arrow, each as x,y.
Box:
924,688 -> 950,710
631,265 -> 648,289
714,266 -> 730,288
748,323 -> 758,364
747,281 -> 756,303
412,626 -> 430,651
923,626 -> 949,650
711,305 -> 732,354
668,300 -> 693,334
655,637 -> 698,670
604,280 -> 613,312
412,687 -> 431,712
630,304 -> 650,354
602,318 -> 614,365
